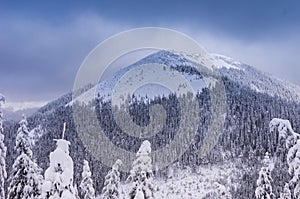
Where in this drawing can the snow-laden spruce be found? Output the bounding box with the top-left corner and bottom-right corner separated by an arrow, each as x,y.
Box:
270,118 -> 296,199
42,123 -> 78,199
255,152 -> 275,199
127,140 -> 155,199
279,183 -> 291,199
287,139 -> 300,198
270,118 -> 300,149
80,160 -> 95,199
0,94 -> 7,199
101,159 -> 122,199
7,114 -> 43,199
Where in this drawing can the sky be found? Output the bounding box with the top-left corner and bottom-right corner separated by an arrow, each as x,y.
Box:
0,0 -> 300,105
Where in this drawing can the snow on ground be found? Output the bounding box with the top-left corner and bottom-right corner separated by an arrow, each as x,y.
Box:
67,50 -> 245,108
178,51 -> 244,71
250,83 -> 261,93
119,161 -> 239,199
209,54 -> 244,70
67,60 -> 207,107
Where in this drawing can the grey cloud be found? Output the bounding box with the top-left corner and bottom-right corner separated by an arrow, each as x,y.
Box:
0,14 -> 128,102
188,29 -> 300,86
0,13 -> 299,103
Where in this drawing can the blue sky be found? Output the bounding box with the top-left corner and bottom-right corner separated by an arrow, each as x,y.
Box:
0,0 -> 300,102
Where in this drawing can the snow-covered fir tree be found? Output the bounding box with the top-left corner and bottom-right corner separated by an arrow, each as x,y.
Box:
279,183 -> 291,199
270,118 -> 299,149
127,140 -> 155,199
0,94 -> 7,199
287,139 -> 300,198
255,167 -> 275,199
255,152 -> 275,199
271,118 -> 300,199
80,160 -> 95,199
101,159 -> 122,199
7,114 -> 43,199
42,123 -> 78,199
262,152 -> 274,171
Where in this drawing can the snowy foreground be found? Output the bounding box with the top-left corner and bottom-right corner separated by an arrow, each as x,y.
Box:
120,163 -> 237,199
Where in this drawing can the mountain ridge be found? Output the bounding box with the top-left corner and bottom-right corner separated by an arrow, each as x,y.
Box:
65,50 -> 300,109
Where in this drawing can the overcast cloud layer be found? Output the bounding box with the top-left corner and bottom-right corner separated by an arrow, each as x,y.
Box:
0,0 -> 299,102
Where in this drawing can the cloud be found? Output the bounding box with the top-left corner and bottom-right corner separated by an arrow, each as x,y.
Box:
0,10 -> 299,104
4,101 -> 48,112
0,13 -> 129,102
191,29 -> 300,86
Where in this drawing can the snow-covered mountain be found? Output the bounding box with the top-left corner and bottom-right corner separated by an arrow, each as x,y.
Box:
69,50 -> 300,107
213,54 -> 300,102
5,49 -> 299,198
2,101 -> 47,121
3,107 -> 40,121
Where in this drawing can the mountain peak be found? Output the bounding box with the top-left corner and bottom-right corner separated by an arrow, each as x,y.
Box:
209,53 -> 244,70
144,50 -> 244,71
66,50 -> 300,108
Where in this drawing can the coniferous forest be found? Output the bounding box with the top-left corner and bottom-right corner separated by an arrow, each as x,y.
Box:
1,73 -> 300,198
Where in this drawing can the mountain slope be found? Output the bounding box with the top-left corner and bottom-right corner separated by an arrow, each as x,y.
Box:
69,50 -> 300,106
4,50 -> 300,198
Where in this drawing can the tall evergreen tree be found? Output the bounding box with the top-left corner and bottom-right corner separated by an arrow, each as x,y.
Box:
279,184 -> 291,199
128,140 -> 155,199
287,140 -> 300,198
255,167 -> 275,199
0,94 -> 7,199
271,118 -> 300,199
101,159 -> 122,199
80,160 -> 95,199
42,123 -> 78,199
8,114 -> 43,199
255,152 -> 275,199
